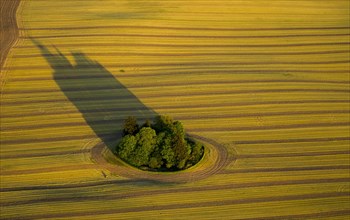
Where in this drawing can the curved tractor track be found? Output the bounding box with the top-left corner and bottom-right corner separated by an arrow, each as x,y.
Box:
90,134 -> 232,183
0,0 -> 20,70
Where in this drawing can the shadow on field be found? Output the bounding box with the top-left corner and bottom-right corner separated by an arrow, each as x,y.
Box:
32,39 -> 156,150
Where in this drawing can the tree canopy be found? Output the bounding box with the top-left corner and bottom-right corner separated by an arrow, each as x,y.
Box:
115,115 -> 204,171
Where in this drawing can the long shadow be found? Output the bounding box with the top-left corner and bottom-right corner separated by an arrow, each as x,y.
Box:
33,39 -> 156,150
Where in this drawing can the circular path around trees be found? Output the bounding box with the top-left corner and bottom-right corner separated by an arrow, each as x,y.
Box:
91,134 -> 233,183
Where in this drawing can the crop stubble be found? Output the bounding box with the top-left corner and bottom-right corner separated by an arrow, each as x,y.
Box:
0,0 -> 349,219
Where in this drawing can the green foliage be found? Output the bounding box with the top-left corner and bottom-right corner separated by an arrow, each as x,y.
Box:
172,121 -> 185,138
153,115 -> 174,133
116,135 -> 136,161
115,115 -> 204,171
122,116 -> 139,136
172,133 -> 189,164
161,142 -> 176,169
132,127 -> 157,166
186,138 -> 204,166
149,157 -> 161,169
141,119 -> 152,128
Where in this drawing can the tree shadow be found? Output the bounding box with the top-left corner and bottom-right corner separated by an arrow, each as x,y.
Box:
32,39 -> 156,150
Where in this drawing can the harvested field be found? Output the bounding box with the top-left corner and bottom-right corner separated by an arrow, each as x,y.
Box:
0,0 -> 20,71
0,0 -> 349,219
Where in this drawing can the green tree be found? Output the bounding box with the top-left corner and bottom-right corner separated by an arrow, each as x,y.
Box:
116,134 -> 136,161
149,156 -> 162,169
172,132 -> 190,168
161,143 -> 175,169
156,132 -> 175,168
141,119 -> 152,128
115,115 -> 204,171
187,140 -> 203,165
132,127 -> 157,166
153,115 -> 173,132
122,116 -> 139,136
172,121 -> 185,138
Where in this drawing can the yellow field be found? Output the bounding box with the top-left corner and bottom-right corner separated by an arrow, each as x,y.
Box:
1,0 -> 349,219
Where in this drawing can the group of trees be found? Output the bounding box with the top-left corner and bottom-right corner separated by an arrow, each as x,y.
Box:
115,115 -> 204,171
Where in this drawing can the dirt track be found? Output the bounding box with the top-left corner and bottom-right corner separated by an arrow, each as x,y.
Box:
0,0 -> 20,70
